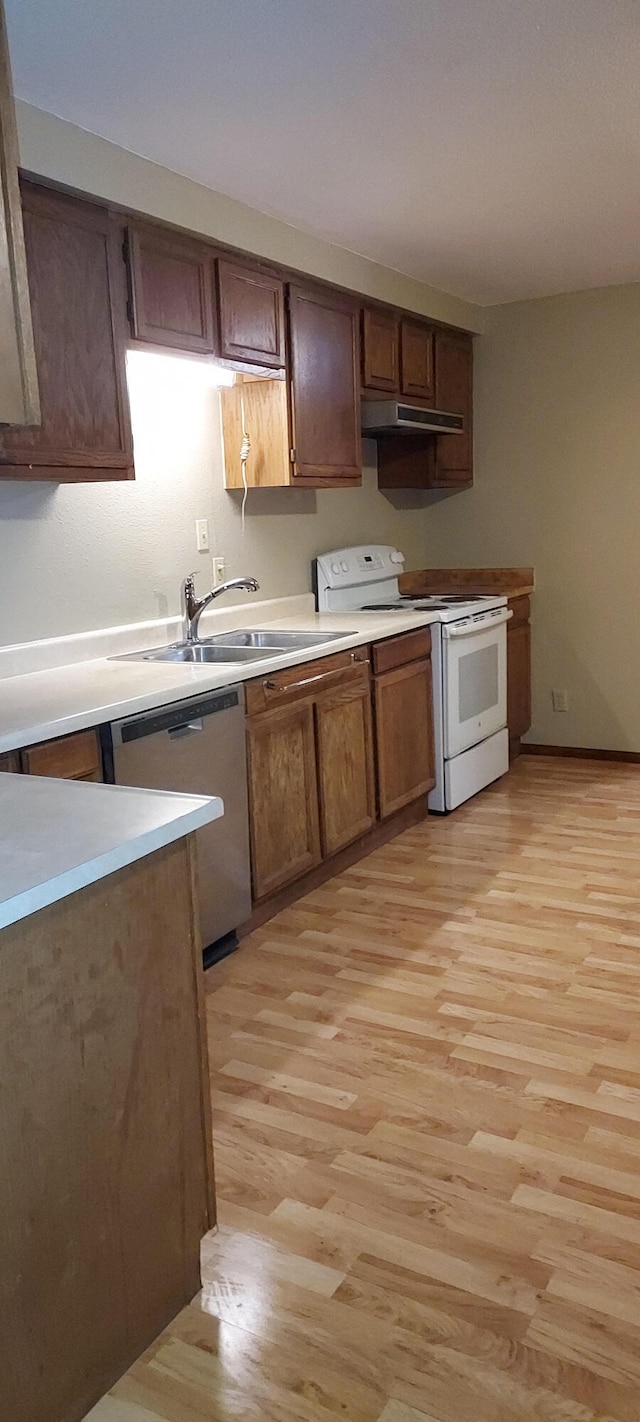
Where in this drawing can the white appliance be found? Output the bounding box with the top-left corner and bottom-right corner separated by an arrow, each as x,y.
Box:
315,545 -> 512,812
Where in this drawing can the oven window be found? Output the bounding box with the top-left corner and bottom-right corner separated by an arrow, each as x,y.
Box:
458,645 -> 499,722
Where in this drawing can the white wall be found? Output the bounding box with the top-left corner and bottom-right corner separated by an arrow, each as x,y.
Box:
416,284 -> 640,752
0,349 -> 437,645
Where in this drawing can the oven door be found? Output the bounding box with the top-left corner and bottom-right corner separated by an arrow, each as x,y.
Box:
442,611 -> 511,759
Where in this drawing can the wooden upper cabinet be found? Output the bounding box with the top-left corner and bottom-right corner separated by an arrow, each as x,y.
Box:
400,320 -> 435,402
0,183 -> 133,481
287,283 -> 361,485
127,223 -> 215,353
432,329 -> 473,482
361,308 -> 399,392
0,3 -> 40,425
217,259 -> 284,368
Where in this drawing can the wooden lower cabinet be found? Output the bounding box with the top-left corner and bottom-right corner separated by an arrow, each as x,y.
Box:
316,678 -> 375,856
246,699 -> 321,900
372,628 -> 436,818
20,727 -> 103,781
507,596 -> 532,753
374,658 -> 435,818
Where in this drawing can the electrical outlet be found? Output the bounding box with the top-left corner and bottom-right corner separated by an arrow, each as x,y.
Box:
552,689 -> 569,713
213,555 -> 226,585
195,518 -> 210,553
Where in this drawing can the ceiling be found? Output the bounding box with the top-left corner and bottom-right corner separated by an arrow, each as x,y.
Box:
6,0 -> 640,305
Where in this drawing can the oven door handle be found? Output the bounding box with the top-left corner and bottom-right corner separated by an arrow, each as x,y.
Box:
442,609 -> 513,639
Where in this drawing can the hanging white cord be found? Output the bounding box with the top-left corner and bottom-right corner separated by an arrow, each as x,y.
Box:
239,392 -> 250,537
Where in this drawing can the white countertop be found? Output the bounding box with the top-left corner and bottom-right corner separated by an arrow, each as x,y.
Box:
0,774 -> 223,930
0,609 -> 439,755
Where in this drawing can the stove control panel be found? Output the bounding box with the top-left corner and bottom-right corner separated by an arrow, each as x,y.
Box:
317,545 -> 405,590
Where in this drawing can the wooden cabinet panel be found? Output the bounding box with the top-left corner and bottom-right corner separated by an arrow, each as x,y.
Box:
287,283 -> 361,485
373,626 -> 431,675
433,329 -> 473,483
400,320 -> 435,402
374,658 -> 436,818
245,647 -> 369,716
220,375 -> 290,488
0,4 -> 40,426
127,223 -> 215,353
316,674 -> 375,857
0,183 -> 133,481
507,597 -> 532,747
247,700 -> 321,900
21,729 -> 103,782
217,259 -> 284,368
0,751 -> 20,773
361,308 -> 399,392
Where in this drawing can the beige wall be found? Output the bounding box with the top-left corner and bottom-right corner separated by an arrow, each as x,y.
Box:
419,284 -> 640,751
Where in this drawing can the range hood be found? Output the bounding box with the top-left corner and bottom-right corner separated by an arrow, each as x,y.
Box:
361,401 -> 464,435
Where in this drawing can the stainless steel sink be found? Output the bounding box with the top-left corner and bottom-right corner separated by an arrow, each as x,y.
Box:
112,628 -> 356,665
204,629 -> 354,650
113,643 -> 276,665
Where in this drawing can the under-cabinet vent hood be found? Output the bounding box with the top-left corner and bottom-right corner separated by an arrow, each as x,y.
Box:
361,401 -> 464,435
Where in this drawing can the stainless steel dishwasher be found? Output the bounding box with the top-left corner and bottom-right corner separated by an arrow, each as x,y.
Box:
104,686 -> 251,961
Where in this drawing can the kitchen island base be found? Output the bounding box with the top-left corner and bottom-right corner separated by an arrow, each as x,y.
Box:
0,837 -> 215,1422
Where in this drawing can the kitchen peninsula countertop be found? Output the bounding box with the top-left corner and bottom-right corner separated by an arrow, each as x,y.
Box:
0,606 -> 441,756
0,773 -> 222,928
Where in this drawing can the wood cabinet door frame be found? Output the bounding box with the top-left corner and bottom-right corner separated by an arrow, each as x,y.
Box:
127,223 -> 216,354
361,307 -> 399,392
315,673 -> 376,858
287,283 -> 361,486
0,183 -> 133,479
400,320 -> 435,402
217,259 -> 285,368
246,699 -> 322,900
374,658 -> 436,819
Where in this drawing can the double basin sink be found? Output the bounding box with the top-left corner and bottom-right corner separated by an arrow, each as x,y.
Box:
115,628 -> 355,666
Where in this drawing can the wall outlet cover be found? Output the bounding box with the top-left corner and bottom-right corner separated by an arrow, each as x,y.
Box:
552,689 -> 569,713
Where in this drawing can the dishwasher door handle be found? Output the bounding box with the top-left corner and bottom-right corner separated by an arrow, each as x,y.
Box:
167,718 -> 204,738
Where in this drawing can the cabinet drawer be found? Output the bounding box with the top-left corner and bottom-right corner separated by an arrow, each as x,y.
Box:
21,729 -> 102,781
0,751 -> 20,773
245,647 -> 370,715
372,627 -> 431,675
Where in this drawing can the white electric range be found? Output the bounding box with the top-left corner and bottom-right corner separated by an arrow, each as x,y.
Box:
315,545 -> 512,811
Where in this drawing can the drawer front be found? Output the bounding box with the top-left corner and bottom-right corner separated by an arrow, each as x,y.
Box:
245,646 -> 370,716
21,729 -> 103,781
372,627 -> 432,676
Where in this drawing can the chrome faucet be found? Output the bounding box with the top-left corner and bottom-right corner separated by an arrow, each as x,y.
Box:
181,572 -> 260,643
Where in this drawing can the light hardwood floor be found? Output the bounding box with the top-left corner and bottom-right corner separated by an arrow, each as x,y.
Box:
88,757 -> 640,1421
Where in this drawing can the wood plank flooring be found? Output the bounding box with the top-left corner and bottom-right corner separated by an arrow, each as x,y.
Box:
87,757 -> 640,1421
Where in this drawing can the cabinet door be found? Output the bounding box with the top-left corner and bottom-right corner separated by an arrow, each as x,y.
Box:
374,658 -> 435,819
0,183 -> 133,481
0,751 -> 20,773
287,283 -> 361,485
361,308 -> 399,392
507,597 -> 532,745
220,376 -> 290,488
127,223 -> 215,353
21,729 -> 103,782
217,259 -> 284,368
400,320 -> 435,401
315,673 -> 375,857
247,700 -> 321,900
433,329 -> 473,483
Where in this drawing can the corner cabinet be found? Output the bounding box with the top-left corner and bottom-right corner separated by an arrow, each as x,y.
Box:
287,284 -> 361,485
0,183 -> 133,482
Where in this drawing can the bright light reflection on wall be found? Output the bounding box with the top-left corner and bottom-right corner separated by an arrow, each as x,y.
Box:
125,349 -> 233,473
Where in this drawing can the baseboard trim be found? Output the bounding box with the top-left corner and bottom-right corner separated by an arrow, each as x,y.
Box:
522,744 -> 640,764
